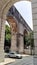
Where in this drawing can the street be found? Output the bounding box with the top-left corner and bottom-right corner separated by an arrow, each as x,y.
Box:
7,56 -> 34,65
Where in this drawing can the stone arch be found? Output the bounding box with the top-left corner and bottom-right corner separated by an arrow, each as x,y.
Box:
0,0 -> 21,62
1,0 -> 31,20
0,0 -> 31,62
1,0 -> 22,19
0,0 -> 31,40
0,0 -> 30,52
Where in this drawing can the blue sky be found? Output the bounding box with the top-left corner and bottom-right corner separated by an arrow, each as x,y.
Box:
14,1 -> 33,30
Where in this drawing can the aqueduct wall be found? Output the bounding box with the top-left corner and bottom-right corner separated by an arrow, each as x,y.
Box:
0,0 -> 31,62
0,0 -> 37,65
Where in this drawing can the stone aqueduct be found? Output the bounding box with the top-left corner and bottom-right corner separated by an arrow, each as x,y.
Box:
0,0 -> 37,63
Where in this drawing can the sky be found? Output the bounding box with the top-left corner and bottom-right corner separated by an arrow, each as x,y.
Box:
14,1 -> 33,30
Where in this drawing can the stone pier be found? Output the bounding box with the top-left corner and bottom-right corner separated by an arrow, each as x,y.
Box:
32,0 -> 37,65
11,33 -> 17,52
0,19 -> 5,62
18,23 -> 24,53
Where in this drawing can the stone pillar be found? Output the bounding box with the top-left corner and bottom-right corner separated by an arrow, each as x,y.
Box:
0,18 -> 1,41
18,34 -> 24,53
11,30 -> 17,52
32,0 -> 37,55
18,23 -> 24,53
32,0 -> 37,65
0,18 -> 5,62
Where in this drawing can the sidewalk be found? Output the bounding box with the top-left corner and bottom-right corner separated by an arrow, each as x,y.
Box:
0,53 -> 33,65
0,58 -> 15,65
21,54 -> 30,57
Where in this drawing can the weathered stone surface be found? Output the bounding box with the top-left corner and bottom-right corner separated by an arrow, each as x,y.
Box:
32,0 -> 37,65
32,0 -> 37,54
0,0 -> 32,63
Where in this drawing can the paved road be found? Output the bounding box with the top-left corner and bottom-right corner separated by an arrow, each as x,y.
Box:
7,56 -> 34,65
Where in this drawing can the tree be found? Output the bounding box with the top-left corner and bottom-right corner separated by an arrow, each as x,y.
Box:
4,25 -> 11,50
24,31 -> 34,54
29,31 -> 34,55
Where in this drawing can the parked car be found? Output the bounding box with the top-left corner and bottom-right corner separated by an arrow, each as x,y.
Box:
8,52 -> 22,59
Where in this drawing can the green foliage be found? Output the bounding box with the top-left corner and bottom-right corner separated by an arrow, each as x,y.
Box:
6,34 -> 11,41
5,25 -> 11,34
29,31 -> 34,48
4,25 -> 11,48
24,31 -> 34,48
